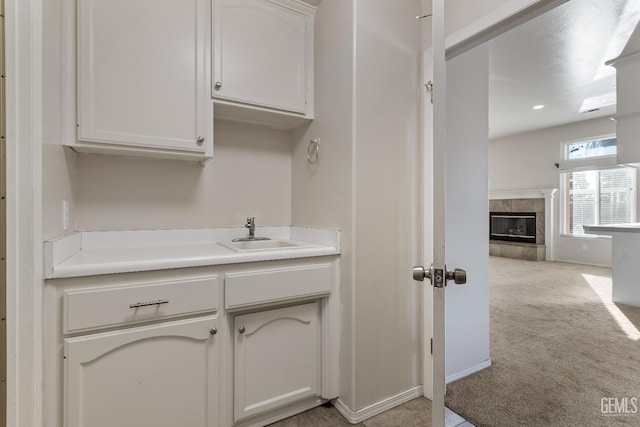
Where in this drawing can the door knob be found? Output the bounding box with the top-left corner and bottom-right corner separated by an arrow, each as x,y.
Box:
412,265 -> 466,286
446,268 -> 467,285
215,81 -> 222,89
412,265 -> 431,281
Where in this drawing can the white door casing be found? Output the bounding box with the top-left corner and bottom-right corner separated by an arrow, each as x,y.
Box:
428,1 -> 447,425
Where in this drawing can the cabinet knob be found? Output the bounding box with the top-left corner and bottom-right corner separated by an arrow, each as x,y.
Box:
239,326 -> 246,334
209,328 -> 217,336
196,136 -> 205,145
214,82 -> 222,90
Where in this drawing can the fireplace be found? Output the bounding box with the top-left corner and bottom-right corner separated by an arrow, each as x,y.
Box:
490,212 -> 537,244
489,190 -> 557,261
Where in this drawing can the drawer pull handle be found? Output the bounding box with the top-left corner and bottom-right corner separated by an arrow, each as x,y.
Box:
129,299 -> 169,309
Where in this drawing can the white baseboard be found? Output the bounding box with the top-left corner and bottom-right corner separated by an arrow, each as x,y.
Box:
332,360 -> 492,425
446,359 -> 492,384
333,386 -> 423,424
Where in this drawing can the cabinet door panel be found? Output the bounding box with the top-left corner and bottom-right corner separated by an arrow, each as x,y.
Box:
64,316 -> 218,427
234,302 -> 320,421
77,0 -> 210,152
214,0 -> 308,113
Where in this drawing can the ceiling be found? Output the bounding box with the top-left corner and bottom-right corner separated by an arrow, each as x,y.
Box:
488,0 -> 640,139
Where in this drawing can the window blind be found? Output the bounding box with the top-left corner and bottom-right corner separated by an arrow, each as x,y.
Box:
567,168 -> 635,235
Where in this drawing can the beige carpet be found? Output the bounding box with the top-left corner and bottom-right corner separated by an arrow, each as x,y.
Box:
445,256 -> 640,427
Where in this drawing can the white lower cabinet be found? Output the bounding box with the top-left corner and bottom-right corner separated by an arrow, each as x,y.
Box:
48,259 -> 339,427
64,316 -> 219,427
233,302 -> 320,422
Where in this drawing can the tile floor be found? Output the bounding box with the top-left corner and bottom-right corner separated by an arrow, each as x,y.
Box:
268,397 -> 474,427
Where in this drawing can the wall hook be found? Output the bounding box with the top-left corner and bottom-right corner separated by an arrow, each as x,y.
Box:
307,138 -> 320,165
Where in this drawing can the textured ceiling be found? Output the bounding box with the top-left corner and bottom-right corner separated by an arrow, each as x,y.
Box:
489,0 -> 640,139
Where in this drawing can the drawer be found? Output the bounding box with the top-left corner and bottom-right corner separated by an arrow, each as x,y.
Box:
63,275 -> 219,334
225,263 -> 332,309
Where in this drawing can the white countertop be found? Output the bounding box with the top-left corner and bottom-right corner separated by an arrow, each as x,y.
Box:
44,226 -> 341,278
583,223 -> 640,234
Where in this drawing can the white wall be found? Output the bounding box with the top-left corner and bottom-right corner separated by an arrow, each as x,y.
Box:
292,0 -> 422,412
42,0 -> 76,241
290,0 -> 356,408
73,120 -> 292,231
489,117 -> 617,266
445,44 -> 491,380
353,0 -> 422,409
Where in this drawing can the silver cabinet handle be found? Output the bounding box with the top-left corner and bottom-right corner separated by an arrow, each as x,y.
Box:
129,299 -> 169,309
196,136 -> 205,145
239,326 -> 245,334
210,328 -> 217,336
214,82 -> 222,89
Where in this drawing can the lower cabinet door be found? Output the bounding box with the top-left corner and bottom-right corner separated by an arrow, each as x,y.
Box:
64,316 -> 218,427
234,302 -> 320,421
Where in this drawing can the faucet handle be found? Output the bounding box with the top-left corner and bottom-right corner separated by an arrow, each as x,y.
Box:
245,217 -> 255,227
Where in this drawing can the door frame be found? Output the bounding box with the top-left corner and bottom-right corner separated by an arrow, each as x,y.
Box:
0,0 -> 6,422
4,0 -> 44,426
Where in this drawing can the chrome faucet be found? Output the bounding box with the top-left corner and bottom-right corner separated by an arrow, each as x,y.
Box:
232,217 -> 270,242
245,217 -> 256,238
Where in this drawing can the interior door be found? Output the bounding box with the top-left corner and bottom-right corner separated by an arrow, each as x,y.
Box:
414,1 -> 466,426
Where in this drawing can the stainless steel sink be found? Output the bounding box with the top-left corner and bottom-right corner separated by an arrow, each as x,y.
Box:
218,240 -> 312,252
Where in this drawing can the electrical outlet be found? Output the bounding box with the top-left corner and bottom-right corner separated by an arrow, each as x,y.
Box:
63,200 -> 69,231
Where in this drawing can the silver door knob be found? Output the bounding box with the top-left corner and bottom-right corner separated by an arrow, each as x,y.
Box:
239,326 -> 245,334
446,268 -> 467,285
412,265 -> 431,281
209,328 -> 217,336
196,136 -> 205,145
412,265 -> 466,285
215,82 -> 222,89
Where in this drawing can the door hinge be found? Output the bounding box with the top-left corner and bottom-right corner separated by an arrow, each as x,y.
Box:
425,80 -> 433,104
430,338 -> 433,355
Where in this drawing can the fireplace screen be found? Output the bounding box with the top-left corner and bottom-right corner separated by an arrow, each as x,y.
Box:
490,212 -> 536,243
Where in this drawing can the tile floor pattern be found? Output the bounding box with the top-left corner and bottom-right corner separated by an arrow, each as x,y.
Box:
267,397 -> 475,427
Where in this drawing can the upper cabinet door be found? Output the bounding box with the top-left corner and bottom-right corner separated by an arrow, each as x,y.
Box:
213,0 -> 314,116
76,0 -> 212,158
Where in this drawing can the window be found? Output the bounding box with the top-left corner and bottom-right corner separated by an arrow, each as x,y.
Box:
561,136 -> 636,235
565,137 -> 617,160
564,168 -> 636,235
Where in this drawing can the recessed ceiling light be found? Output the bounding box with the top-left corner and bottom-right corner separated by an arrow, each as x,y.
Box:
533,105 -> 545,110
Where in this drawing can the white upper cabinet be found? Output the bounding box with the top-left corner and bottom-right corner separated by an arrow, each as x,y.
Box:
212,0 -> 315,129
67,0 -> 213,161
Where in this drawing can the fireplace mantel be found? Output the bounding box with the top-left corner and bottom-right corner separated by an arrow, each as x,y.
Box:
489,189 -> 558,260
489,189 -> 558,200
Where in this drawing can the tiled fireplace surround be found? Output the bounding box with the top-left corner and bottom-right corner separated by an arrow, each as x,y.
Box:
489,189 -> 558,261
